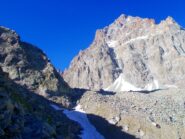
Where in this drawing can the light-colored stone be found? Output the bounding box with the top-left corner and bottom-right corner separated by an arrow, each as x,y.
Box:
139,129 -> 145,137
123,125 -> 129,131
64,14 -> 185,93
78,89 -> 185,139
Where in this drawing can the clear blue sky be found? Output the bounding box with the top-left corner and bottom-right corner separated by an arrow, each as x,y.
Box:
0,0 -> 184,70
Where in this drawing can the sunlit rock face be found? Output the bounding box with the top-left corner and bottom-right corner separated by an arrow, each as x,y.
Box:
64,14 -> 185,92
0,26 -> 70,99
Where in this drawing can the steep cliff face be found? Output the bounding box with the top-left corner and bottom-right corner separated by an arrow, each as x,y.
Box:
0,26 -> 71,101
64,14 -> 185,92
64,44 -> 121,91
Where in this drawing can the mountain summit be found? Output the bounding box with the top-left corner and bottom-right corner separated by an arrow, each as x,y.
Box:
64,14 -> 185,92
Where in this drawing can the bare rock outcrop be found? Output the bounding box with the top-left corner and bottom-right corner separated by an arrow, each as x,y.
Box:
0,26 -> 71,106
64,14 -> 185,92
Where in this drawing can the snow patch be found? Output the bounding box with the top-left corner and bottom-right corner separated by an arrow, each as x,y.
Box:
105,74 -> 143,92
107,40 -> 118,48
165,84 -> 178,89
107,33 -> 165,49
50,104 -> 64,111
50,104 -> 104,139
144,80 -> 159,91
123,35 -> 149,45
154,80 -> 159,89
107,36 -> 149,48
144,83 -> 153,91
105,73 -> 160,92
63,105 -> 104,139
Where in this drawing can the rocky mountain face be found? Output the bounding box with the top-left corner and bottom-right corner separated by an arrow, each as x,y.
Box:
1,14 -> 185,139
0,67 -> 81,139
0,26 -> 72,106
0,26 -> 85,139
64,14 -> 185,92
63,14 -> 185,138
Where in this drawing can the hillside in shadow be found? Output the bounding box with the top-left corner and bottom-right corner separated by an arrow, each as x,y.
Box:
87,113 -> 136,139
1,69 -> 137,139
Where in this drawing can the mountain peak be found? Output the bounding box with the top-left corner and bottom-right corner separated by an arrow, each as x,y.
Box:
114,14 -> 156,26
0,26 -> 20,45
159,16 -> 177,26
165,16 -> 176,24
115,14 -> 128,22
64,14 -> 185,92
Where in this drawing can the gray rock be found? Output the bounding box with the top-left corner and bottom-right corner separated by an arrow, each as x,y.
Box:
64,14 -> 185,92
0,26 -> 71,99
78,89 -> 185,139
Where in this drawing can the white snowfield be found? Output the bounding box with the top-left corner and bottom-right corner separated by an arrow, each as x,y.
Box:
123,35 -> 149,45
50,104 -> 104,139
107,40 -> 118,48
105,73 -> 179,92
107,35 -> 149,48
105,73 -> 160,92
107,33 -> 165,49
50,104 -> 64,111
